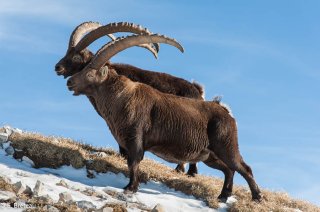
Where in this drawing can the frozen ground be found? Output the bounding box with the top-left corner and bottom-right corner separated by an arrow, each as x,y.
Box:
0,127 -> 236,211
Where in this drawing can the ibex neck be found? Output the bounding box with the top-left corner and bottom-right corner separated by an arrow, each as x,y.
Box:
91,74 -> 140,143
94,73 -> 135,110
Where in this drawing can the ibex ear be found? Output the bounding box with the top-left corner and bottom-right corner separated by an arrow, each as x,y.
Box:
99,66 -> 109,77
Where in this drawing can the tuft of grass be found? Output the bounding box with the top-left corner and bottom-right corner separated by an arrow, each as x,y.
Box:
0,177 -> 14,192
9,133 -> 87,169
4,128 -> 320,211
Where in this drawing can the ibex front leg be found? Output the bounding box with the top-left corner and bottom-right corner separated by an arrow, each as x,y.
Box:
122,131 -> 144,193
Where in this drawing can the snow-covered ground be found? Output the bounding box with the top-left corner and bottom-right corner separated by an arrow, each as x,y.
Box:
0,127 -> 236,211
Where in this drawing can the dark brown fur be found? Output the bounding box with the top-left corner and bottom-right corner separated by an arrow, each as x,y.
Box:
56,49 -> 202,176
67,66 -> 262,201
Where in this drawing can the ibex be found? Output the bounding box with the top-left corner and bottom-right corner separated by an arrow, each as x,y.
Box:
66,34 -> 262,202
55,22 -> 204,176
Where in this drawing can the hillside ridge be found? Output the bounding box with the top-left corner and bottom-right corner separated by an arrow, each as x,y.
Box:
1,126 -> 319,212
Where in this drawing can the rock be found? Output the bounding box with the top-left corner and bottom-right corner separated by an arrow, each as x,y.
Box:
0,190 -> 16,201
76,200 -> 96,209
56,179 -> 69,188
95,152 -> 108,158
34,194 -> 54,204
13,181 -> 26,195
13,149 -> 24,160
82,187 -> 96,196
22,156 -> 35,167
151,204 -> 165,212
33,180 -> 44,196
5,146 -> 14,155
24,185 -> 33,196
52,138 -> 60,144
42,205 -> 60,212
2,141 -> 11,150
0,132 -> 9,143
8,127 -> 22,134
97,207 -> 113,212
59,192 -> 73,203
4,126 -> 13,136
87,169 -> 95,178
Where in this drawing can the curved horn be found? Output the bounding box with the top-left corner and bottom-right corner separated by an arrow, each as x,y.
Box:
89,34 -> 184,70
75,22 -> 160,53
68,21 -> 102,50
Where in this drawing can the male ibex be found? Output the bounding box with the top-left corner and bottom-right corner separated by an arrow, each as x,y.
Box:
66,34 -> 262,201
55,22 -> 203,176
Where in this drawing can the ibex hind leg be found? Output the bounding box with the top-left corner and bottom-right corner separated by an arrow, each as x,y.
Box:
203,153 -> 234,202
212,148 -> 261,201
207,147 -> 261,201
234,158 -> 262,201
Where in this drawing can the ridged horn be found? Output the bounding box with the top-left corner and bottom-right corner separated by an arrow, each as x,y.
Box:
68,22 -> 102,50
75,22 -> 160,53
89,34 -> 184,70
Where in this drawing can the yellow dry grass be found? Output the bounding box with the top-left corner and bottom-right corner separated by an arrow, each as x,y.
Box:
0,177 -> 14,192
4,129 -> 320,212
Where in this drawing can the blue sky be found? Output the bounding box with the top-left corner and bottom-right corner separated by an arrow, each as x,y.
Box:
0,0 -> 319,205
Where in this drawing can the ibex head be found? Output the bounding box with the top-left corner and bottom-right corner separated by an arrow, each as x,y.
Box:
55,22 -> 160,78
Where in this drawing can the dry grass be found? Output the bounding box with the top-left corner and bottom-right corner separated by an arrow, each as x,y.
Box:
4,129 -> 320,212
0,177 -> 14,192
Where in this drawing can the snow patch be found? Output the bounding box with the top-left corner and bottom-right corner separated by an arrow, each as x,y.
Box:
0,144 -> 224,211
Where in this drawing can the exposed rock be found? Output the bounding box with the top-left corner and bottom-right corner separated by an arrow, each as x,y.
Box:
16,172 -> 29,177
81,187 -> 96,196
5,146 -> 14,155
95,152 -> 108,158
52,138 -> 60,144
116,192 -> 129,202
34,194 -> 54,204
151,204 -> 165,212
58,192 -> 73,204
76,200 -> 96,209
56,179 -> 69,188
22,156 -> 35,167
87,169 -> 95,178
99,207 -> 114,212
42,205 -> 60,212
13,181 -> 26,195
24,185 -> 33,196
13,149 -> 24,160
6,126 -> 22,134
0,190 -> 16,201
96,204 -> 127,212
33,180 -> 44,196
2,141 -> 11,150
4,126 -> 13,136
0,132 -> 8,143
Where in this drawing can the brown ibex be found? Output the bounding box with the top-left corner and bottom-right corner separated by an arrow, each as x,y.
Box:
55,22 -> 203,176
66,34 -> 262,202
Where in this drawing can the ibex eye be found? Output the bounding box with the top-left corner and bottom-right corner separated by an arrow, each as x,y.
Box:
72,55 -> 82,62
87,73 -> 94,79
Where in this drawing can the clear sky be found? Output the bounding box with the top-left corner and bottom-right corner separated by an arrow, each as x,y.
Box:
0,0 -> 319,205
